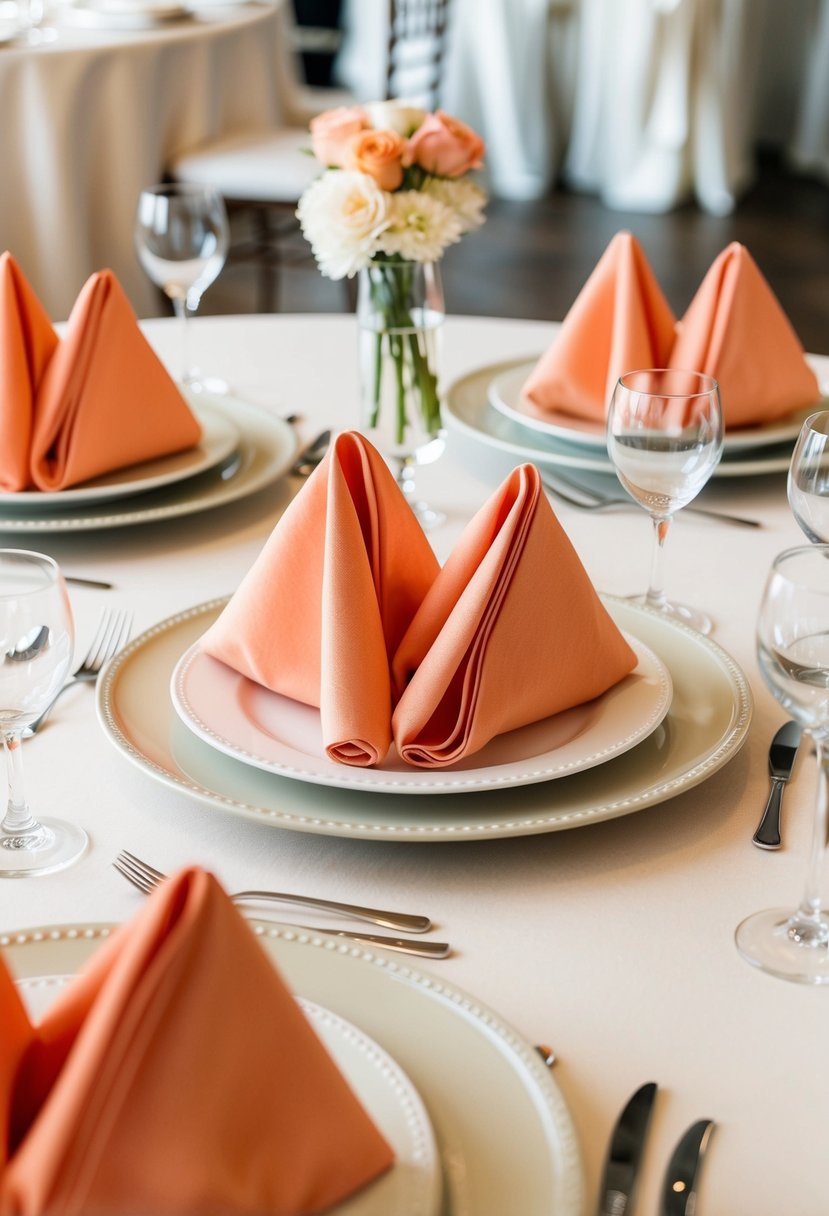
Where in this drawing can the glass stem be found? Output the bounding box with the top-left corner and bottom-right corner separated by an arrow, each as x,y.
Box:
645,513 -> 671,612
2,732 -> 38,836
171,295 -> 193,384
795,735 -> 829,932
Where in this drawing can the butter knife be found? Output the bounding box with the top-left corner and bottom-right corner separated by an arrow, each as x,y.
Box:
660,1119 -> 714,1216
596,1082 -> 657,1216
752,720 -> 802,850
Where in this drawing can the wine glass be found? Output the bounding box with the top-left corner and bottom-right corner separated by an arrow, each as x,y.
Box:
788,410 -> 829,542
15,0 -> 57,44
736,544 -> 829,983
0,550 -> 87,877
606,368 -> 724,634
134,183 -> 229,393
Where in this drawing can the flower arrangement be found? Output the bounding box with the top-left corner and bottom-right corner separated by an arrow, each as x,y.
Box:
297,102 -> 487,450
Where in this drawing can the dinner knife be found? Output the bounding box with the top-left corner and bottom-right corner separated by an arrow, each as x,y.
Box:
659,1119 -> 714,1216
596,1081 -> 657,1216
752,719 -> 802,850
290,429 -> 331,477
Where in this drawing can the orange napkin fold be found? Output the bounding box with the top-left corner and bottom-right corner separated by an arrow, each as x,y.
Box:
201,431 -> 440,766
0,253 -> 59,493
522,231 -> 676,423
29,269 -> 203,491
0,867 -> 394,1216
391,463 -> 638,768
668,241 -> 821,428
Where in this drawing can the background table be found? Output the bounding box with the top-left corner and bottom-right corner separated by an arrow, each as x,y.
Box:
0,0 -> 295,319
2,313 -> 827,1215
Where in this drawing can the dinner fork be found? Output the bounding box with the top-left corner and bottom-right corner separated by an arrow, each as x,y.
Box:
113,852 -> 449,959
540,470 -> 761,529
23,608 -> 133,736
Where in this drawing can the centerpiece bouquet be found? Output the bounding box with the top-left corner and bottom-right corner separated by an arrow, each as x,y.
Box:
297,102 -> 486,471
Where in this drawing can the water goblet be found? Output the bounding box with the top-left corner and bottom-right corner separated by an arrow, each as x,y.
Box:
736,544 -> 829,983
0,550 -> 87,877
606,368 -> 724,634
788,410 -> 829,543
134,183 -> 229,392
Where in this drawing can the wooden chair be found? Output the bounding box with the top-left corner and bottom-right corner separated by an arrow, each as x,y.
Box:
168,0 -> 451,313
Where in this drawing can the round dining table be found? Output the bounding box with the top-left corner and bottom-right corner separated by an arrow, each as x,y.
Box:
0,0 -> 296,320
1,311 -> 827,1216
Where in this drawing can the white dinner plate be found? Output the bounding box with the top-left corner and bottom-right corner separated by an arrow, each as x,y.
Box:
3,921 -> 583,1216
0,395 -> 296,533
97,595 -> 751,841
446,360 -> 802,479
59,0 -> 191,28
0,393 -> 238,509
488,358 -> 822,453
14,954 -> 441,1216
169,632 -> 671,794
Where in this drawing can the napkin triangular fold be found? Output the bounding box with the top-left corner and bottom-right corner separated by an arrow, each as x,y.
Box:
0,868 -> 393,1215
0,253 -> 59,492
29,270 -> 203,492
391,463 -> 638,767
522,231 -> 676,423
668,241 -> 821,428
201,431 -> 440,766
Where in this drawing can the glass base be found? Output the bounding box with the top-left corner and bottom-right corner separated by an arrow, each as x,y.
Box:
409,500 -> 446,532
0,817 -> 88,878
632,594 -> 713,635
181,371 -> 230,396
17,24 -> 57,43
735,907 -> 829,984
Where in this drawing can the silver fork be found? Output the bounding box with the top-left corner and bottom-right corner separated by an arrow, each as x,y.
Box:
113,850 -> 449,959
23,608 -> 133,737
540,470 -> 761,529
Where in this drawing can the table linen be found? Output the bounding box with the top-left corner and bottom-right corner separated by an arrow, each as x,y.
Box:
1,313 -> 829,1216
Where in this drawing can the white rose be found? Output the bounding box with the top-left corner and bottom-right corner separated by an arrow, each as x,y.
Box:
297,170 -> 391,279
364,99 -> 428,137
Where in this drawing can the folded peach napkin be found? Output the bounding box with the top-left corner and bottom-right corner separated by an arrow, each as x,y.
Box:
29,269 -> 203,492
201,431 -> 440,766
669,241 -> 821,428
522,231 -> 676,423
0,867 -> 394,1216
391,463 -> 638,768
0,253 -> 58,493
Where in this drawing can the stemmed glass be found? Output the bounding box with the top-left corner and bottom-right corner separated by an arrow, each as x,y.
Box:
736,544 -> 829,983
134,183 -> 229,393
788,410 -> 829,542
0,550 -> 87,877
606,369 -> 724,635
15,0 -> 57,43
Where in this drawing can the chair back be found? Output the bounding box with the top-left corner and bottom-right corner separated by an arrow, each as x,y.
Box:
385,0 -> 451,110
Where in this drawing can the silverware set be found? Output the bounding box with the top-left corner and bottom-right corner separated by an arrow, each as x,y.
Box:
539,468 -> 761,529
597,1081 -> 714,1216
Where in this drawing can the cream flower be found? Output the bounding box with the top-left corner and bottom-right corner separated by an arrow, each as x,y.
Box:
296,170 -> 391,279
364,99 -> 427,137
377,191 -> 463,262
422,175 -> 487,232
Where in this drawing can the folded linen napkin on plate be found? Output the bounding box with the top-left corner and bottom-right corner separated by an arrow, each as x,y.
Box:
521,231 -> 676,423
201,431 -> 440,766
391,462 -> 638,767
668,241 -> 821,428
0,253 -> 202,493
0,867 -> 394,1215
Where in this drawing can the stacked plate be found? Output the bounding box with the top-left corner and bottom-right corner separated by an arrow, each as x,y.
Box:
445,355 -> 825,479
0,391 -> 296,534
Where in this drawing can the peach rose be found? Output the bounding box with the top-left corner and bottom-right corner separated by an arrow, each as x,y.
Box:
408,111 -> 485,178
310,105 -> 370,168
347,129 -> 408,191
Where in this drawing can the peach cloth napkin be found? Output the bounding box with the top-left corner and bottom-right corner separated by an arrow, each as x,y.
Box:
201,431 -> 440,766
391,463 -> 638,768
669,241 -> 821,428
0,867 -> 393,1216
0,254 -> 202,493
522,231 -> 676,423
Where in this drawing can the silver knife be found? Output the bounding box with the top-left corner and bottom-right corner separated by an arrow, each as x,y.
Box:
596,1082 -> 657,1216
660,1119 -> 714,1216
290,429 -> 331,477
752,720 -> 802,850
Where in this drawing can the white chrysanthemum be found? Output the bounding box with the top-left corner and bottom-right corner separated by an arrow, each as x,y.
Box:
297,170 -> 391,279
377,191 -> 463,262
422,175 -> 487,232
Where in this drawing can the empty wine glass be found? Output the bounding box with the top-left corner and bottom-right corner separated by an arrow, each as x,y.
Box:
134,183 -> 229,392
0,550 -> 87,877
606,369 -> 724,635
788,410 -> 829,542
15,0 -> 57,43
736,544 -> 829,983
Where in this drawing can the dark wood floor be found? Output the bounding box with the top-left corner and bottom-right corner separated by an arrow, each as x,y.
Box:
205,154 -> 829,353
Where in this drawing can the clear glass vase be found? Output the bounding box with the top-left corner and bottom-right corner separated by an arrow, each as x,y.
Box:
357,258 -> 446,529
